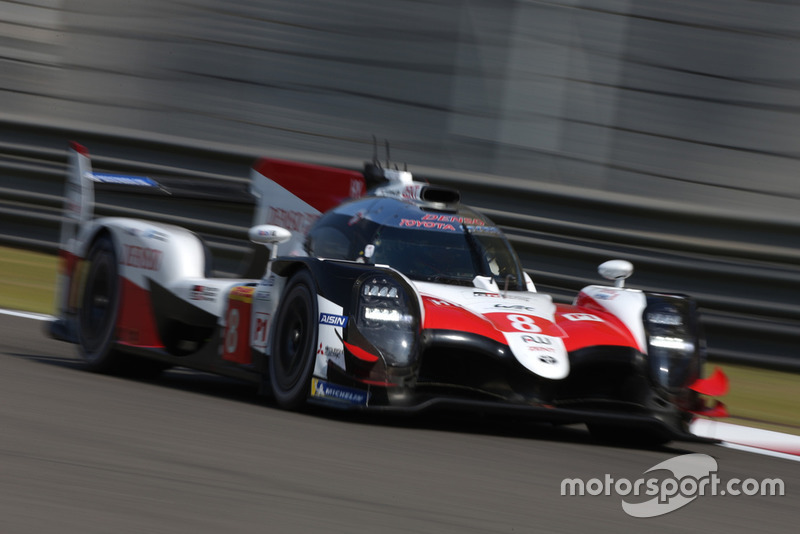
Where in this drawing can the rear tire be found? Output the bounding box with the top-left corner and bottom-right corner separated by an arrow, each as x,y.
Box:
270,270 -> 318,410
78,235 -> 124,372
77,235 -> 167,378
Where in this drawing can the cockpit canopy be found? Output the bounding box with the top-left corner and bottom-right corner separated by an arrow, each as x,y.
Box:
305,196 -> 526,290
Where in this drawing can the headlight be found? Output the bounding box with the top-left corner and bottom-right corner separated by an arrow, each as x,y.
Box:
643,295 -> 703,391
356,275 -> 418,367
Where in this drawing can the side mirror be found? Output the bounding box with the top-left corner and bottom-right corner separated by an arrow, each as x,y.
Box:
248,225 -> 291,277
248,224 -> 291,246
598,259 -> 633,288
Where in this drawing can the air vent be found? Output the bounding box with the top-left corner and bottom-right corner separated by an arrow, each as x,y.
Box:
420,186 -> 460,205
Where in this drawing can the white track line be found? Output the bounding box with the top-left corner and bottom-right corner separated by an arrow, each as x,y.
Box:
0,308 -> 54,321
691,418 -> 800,460
719,442 -> 800,463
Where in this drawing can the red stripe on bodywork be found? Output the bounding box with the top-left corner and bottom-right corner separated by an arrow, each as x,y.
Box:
421,296 -> 641,352
344,341 -> 380,362
421,296 -> 506,344
253,158 -> 365,213
116,277 -> 163,348
554,304 -> 640,353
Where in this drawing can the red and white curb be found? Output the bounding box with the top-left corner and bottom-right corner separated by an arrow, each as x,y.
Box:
2,308 -> 798,461
691,418 -> 800,462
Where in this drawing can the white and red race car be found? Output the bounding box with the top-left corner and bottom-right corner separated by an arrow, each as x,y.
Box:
49,143 -> 728,444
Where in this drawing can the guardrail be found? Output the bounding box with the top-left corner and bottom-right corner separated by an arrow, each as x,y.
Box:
2,118 -> 799,370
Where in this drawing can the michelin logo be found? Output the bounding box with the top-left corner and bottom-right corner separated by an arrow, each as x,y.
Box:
311,378 -> 369,405
319,313 -> 348,327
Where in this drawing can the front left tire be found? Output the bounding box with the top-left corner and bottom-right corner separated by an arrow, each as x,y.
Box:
270,270 -> 318,410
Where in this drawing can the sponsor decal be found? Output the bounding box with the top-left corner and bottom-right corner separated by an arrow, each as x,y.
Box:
466,225 -> 501,235
349,178 -> 364,199
143,229 -> 168,242
399,219 -> 456,231
190,285 -> 218,302
522,334 -> 556,352
562,313 -> 603,322
91,173 -> 159,187
267,206 -> 318,234
538,354 -> 557,364
428,298 -> 454,307
319,313 -> 348,328
252,312 -> 270,350
317,343 -> 344,361
311,378 -> 369,405
494,303 -> 537,312
121,245 -> 162,271
348,210 -> 365,226
421,214 -> 484,226
402,184 -> 423,200
257,228 -> 279,238
473,291 -> 501,298
593,291 -> 619,301
229,285 -> 255,304
522,334 -> 552,345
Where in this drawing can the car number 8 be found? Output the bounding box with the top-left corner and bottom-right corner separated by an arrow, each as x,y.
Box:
507,314 -> 541,333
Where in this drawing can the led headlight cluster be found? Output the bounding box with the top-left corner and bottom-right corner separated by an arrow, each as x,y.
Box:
363,283 -> 399,299
643,296 -> 702,391
356,275 -> 418,367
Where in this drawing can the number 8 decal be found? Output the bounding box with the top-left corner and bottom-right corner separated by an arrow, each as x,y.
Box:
507,314 -> 541,333
225,307 -> 239,353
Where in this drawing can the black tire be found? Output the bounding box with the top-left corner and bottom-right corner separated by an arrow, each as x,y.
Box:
77,234 -> 168,378
77,235 -> 124,372
270,270 -> 318,410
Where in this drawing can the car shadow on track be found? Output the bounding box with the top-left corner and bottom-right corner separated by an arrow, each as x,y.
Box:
14,350 -> 697,454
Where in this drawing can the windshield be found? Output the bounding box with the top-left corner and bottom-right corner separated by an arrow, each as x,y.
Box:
370,226 -> 525,288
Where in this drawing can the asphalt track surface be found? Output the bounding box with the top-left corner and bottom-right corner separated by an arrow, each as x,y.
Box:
1,314 -> 796,533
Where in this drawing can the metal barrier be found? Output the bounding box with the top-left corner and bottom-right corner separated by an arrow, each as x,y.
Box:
1,118 -> 799,370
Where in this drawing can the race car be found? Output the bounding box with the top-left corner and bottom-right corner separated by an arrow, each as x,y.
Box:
48,142 -> 728,444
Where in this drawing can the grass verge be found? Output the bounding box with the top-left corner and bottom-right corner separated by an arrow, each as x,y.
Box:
0,245 -> 57,315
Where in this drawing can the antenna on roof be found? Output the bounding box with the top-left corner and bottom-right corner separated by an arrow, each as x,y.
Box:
372,135 -> 381,168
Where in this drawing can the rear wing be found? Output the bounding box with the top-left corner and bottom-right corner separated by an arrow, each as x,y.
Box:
250,158 -> 365,255
54,143 -> 164,322
60,142 -> 162,253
